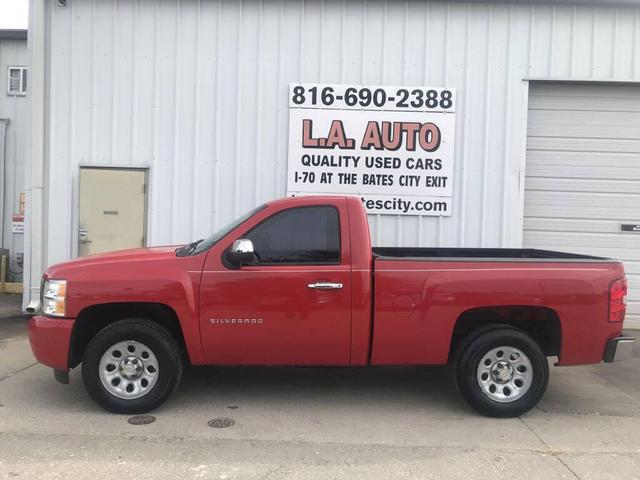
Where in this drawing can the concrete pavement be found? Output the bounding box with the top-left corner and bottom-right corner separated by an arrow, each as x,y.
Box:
1,316 -> 639,479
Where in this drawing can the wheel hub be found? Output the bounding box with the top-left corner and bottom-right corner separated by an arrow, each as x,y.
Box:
119,356 -> 144,379
491,361 -> 514,384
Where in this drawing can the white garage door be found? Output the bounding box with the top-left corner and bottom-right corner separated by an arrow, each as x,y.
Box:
524,83 -> 640,330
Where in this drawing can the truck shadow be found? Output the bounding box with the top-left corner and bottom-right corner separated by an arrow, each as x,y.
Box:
171,364 -> 469,415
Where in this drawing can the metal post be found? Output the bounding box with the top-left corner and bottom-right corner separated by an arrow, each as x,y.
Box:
1,255 -> 7,294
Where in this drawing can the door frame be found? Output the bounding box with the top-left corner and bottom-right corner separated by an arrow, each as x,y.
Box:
75,165 -> 150,257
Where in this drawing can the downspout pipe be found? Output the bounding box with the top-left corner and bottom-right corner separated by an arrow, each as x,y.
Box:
25,0 -> 46,313
0,118 -> 8,248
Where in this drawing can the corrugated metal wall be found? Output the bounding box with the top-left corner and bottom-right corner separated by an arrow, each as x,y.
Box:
41,0 -> 640,273
0,38 -> 28,281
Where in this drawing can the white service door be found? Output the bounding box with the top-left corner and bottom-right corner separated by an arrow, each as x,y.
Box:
79,167 -> 147,256
524,83 -> 640,329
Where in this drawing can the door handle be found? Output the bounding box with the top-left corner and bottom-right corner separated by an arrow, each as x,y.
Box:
79,227 -> 91,244
308,282 -> 343,290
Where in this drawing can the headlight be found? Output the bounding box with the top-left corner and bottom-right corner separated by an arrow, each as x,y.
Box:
42,279 -> 67,316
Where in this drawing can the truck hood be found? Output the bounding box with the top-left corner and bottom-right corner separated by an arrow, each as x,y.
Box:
44,246 -> 185,278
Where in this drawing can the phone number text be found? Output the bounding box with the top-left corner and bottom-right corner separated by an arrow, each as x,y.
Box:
289,84 -> 456,112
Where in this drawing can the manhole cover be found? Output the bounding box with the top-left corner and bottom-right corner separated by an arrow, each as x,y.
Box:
127,414 -> 156,425
208,417 -> 235,428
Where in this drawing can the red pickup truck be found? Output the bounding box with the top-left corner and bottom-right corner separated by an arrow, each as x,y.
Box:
29,195 -> 633,417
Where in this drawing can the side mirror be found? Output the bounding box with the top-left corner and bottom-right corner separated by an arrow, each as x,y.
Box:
226,238 -> 255,265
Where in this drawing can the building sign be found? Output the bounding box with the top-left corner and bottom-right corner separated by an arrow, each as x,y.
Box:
287,84 -> 456,216
11,214 -> 24,234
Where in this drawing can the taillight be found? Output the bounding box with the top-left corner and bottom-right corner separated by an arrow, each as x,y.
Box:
609,278 -> 627,323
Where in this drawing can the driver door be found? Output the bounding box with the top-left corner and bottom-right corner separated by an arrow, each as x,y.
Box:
199,204 -> 352,365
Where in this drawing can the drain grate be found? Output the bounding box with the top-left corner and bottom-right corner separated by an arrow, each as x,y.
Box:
127,414 -> 156,425
208,417 -> 235,428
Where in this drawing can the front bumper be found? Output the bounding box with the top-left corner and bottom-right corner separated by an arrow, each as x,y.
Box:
28,315 -> 75,370
604,336 -> 635,363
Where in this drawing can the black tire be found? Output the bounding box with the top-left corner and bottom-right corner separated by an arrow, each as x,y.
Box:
455,327 -> 549,418
82,319 -> 183,414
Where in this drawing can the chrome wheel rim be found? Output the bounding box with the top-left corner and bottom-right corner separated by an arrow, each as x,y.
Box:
99,340 -> 159,400
476,346 -> 533,403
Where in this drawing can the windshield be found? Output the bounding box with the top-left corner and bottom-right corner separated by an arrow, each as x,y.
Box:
189,204 -> 267,256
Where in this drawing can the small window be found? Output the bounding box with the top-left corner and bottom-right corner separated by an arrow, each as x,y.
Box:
246,206 -> 341,265
7,67 -> 27,96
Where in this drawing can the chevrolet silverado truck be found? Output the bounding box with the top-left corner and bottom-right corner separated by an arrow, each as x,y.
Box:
29,195 -> 633,417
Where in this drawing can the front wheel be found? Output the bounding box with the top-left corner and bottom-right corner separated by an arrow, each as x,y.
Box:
82,319 -> 183,414
455,328 -> 549,418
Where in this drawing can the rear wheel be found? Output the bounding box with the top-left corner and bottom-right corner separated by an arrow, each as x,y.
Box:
82,319 -> 183,414
455,328 -> 549,417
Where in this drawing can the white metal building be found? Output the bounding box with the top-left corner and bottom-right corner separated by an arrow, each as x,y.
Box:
0,29 -> 27,282
26,0 -> 640,327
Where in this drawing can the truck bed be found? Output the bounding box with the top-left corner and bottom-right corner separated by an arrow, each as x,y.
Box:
371,247 -> 626,367
372,247 -> 612,262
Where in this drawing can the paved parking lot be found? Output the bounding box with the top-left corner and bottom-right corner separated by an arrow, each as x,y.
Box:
1,314 -> 639,479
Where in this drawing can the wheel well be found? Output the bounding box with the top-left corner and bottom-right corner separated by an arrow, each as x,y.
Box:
68,302 -> 187,369
448,306 -> 561,362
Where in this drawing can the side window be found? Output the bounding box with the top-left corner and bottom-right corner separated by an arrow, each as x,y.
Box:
7,67 -> 27,96
246,206 -> 340,264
